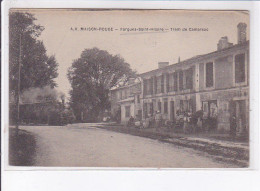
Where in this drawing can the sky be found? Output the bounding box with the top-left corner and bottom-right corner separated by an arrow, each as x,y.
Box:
18,9 -> 249,97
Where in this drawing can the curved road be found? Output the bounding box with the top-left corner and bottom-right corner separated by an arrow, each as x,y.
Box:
20,124 -> 233,168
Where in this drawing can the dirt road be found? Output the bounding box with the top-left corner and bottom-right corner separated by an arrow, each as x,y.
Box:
20,124 -> 235,168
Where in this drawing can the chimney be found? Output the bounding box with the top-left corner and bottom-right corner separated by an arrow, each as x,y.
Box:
237,22 -> 247,44
128,78 -> 135,85
158,62 -> 169,69
178,57 -> 180,63
217,36 -> 233,50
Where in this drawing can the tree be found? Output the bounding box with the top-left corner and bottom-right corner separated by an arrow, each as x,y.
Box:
9,12 -> 59,124
67,48 -> 136,121
9,12 -> 58,94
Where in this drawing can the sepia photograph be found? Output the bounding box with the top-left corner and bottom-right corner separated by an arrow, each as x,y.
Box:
7,9 -> 250,168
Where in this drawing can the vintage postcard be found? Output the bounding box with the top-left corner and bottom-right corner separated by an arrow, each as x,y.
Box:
6,9 -> 250,168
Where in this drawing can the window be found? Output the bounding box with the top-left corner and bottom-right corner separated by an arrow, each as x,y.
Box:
157,77 -> 161,93
183,100 -> 188,111
235,53 -> 246,83
180,100 -> 184,112
125,106 -> 131,118
154,76 -> 157,94
189,99 -> 193,112
161,75 -> 165,93
186,68 -> 193,89
180,100 -> 193,113
157,102 -> 161,113
173,72 -> 178,91
166,73 -> 170,92
209,102 -> 218,118
150,103 -> 154,115
179,71 -> 183,90
203,102 -> 208,113
206,62 -> 214,87
202,101 -> 209,118
137,110 -> 142,118
169,74 -> 174,92
202,100 -> 217,118
150,78 -> 154,95
144,103 -> 148,118
164,101 -> 168,114
143,79 -> 148,95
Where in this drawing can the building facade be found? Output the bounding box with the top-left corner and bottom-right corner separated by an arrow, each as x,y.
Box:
110,78 -> 142,124
110,23 -> 249,135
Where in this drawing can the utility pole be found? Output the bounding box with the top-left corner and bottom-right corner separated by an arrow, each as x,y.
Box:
16,33 -> 22,130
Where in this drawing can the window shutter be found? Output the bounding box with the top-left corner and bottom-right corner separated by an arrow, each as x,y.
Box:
235,54 -> 245,83
150,78 -> 153,95
179,71 -> 183,90
154,76 -> 157,94
166,73 -> 169,92
161,75 -> 164,93
206,62 -> 213,87
173,72 -> 178,91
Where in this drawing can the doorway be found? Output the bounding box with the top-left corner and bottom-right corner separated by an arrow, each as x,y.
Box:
230,100 -> 246,135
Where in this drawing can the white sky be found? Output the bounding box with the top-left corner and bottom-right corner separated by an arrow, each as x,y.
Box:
21,9 -> 249,97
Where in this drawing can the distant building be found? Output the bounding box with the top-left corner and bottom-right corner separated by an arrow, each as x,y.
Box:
110,22 -> 249,135
110,78 -> 141,124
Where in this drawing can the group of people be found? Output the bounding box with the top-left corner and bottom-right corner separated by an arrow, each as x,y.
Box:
144,111 -> 164,129
127,111 -> 164,129
127,109 -> 207,134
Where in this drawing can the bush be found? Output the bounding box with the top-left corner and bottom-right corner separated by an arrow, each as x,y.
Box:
48,109 -> 76,126
60,109 -> 76,125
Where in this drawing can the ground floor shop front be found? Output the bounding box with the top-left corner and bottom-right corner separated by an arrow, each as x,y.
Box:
141,87 -> 249,135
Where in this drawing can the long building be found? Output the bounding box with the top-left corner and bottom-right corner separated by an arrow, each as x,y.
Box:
110,22 -> 249,135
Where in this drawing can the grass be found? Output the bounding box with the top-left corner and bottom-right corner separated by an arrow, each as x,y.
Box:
9,128 -> 37,166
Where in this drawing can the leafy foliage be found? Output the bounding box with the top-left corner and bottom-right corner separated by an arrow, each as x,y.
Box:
10,86 -> 75,125
67,48 -> 136,121
9,12 -> 58,94
9,12 -> 60,124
